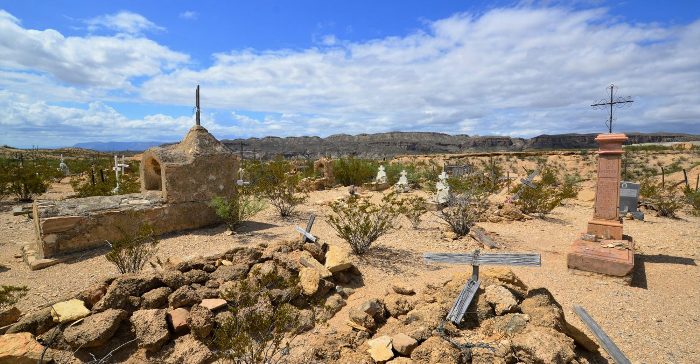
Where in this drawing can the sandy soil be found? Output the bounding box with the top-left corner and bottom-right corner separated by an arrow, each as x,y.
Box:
1,163 -> 699,363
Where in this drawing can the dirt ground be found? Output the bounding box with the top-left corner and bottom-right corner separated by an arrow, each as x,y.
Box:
1,163 -> 699,363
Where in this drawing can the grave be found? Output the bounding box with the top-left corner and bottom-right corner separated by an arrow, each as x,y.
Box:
567,134 -> 635,278
426,171 -> 450,210
444,164 -> 473,177
28,87 -> 239,264
364,165 -> 390,191
394,170 -> 410,192
312,158 -> 335,189
507,169 -> 539,203
424,250 -> 541,324
619,181 -> 643,220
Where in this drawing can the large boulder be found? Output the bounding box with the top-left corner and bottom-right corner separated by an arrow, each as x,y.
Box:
6,307 -> 55,336
410,336 -> 466,364
187,305 -> 213,340
166,334 -> 215,364
130,309 -> 171,352
63,309 -> 128,348
511,327 -> 576,363
325,246 -> 353,273
0,332 -> 52,364
169,286 -> 200,308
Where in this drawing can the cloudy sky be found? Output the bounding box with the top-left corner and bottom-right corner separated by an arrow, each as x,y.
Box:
1,0 -> 699,147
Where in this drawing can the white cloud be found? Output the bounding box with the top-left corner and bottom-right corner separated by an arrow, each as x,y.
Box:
179,11 -> 198,20
0,11 -> 188,89
86,11 -> 164,34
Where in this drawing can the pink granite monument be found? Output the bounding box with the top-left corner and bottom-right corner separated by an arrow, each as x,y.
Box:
567,133 -> 635,277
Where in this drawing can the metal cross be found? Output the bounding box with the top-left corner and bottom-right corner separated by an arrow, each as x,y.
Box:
591,84 -> 633,133
295,214 -> 317,243
507,169 -> 539,202
574,305 -> 631,364
424,250 -> 541,325
195,84 -> 201,126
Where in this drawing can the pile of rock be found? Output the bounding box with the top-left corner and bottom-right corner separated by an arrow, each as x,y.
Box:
313,268 -> 598,363
486,203 -> 528,222
0,239 -> 361,364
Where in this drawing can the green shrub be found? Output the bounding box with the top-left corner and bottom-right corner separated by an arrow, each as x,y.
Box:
684,188 -> 700,216
437,192 -> 489,237
105,224 -> 159,274
0,285 -> 28,308
640,178 -> 684,218
210,189 -> 266,231
397,195 -> 427,229
328,193 -> 400,254
249,158 -> 307,217
215,267 -> 302,364
0,159 -> 51,201
514,168 -> 576,217
333,158 -> 377,186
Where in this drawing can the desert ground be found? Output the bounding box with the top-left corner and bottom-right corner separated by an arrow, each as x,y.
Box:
1,149 -> 699,363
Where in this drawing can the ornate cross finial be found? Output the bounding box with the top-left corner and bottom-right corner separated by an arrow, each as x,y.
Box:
591,84 -> 633,133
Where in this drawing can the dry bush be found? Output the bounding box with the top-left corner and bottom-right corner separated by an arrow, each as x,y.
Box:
515,168 -> 579,217
249,158 -> 307,217
210,187 -> 266,231
397,195 -> 427,229
0,285 -> 28,308
215,268 -> 302,364
684,188 -> 700,216
640,178 -> 684,218
437,192 -> 489,237
105,224 -> 159,274
328,194 -> 399,255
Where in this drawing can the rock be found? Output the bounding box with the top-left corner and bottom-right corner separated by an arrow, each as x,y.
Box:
511,327 -> 576,363
300,267 -> 322,295
387,358 -> 414,364
391,284 -> 415,296
199,298 -> 227,311
325,246 -> 353,273
202,264 -> 216,273
480,268 -> 529,299
349,299 -> 385,331
75,281 -> 109,309
220,259 -> 233,266
169,286 -> 200,308
410,336 -> 465,364
142,287 -> 173,309
130,309 -> 170,352
384,294 -> 414,318
166,334 -> 215,364
367,335 -> 394,362
223,247 -> 263,267
196,287 -> 219,300
93,273 -> 161,311
168,308 -> 190,334
563,321 -> 599,352
392,333 -> 418,356
162,270 -> 187,290
324,294 -> 346,317
6,307 -> 55,336
0,332 -> 52,363
0,307 -> 21,328
296,309 -> 315,334
499,203 -> 525,220
28,258 -> 59,271
50,299 -> 90,323
519,288 -> 565,331
481,313 -> 529,338
204,280 -> 219,289
183,270 -> 209,285
299,251 -> 332,278
63,309 -> 128,348
187,305 -> 213,340
210,263 -> 249,282
483,285 -> 518,315
302,242 -> 325,263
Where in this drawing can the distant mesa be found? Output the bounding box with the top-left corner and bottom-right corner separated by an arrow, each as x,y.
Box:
72,141 -> 168,152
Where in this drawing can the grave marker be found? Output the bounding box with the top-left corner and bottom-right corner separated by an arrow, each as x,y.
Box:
507,170 -> 539,202
444,164 -> 473,177
619,181 -> 643,220
295,214 -> 318,243
574,305 -> 631,364
424,250 -> 541,324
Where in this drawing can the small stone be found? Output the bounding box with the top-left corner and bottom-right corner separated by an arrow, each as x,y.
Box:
200,298 -> 227,311
367,335 -> 394,362
142,287 -> 172,309
168,308 -> 190,334
391,284 -> 415,296
167,334 -> 215,364
169,285 -> 200,308
130,309 -> 170,352
183,269 -> 209,284
484,285 -> 518,315
300,267 -> 321,295
0,306 -> 21,328
324,246 -> 353,273
392,333 -> 418,356
161,270 -> 187,290
220,259 -> 233,266
299,251 -> 332,278
50,299 -> 90,323
63,309 -> 128,348
0,332 -> 52,363
29,258 -> 59,271
188,305 -> 214,340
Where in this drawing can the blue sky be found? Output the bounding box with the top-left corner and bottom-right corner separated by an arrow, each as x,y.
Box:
1,1 -> 699,147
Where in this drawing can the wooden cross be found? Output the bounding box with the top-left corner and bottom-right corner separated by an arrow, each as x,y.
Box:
591,84 -> 633,133
507,169 -> 539,202
112,155 -> 129,193
424,249 -> 541,325
295,214 -> 317,243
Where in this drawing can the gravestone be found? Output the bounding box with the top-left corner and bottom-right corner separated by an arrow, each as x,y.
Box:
394,170 -> 410,192
567,134 -> 635,278
424,250 -> 541,324
619,181 -> 643,220
376,165 -> 388,184
58,154 -> 70,176
435,171 -> 451,204
295,215 -> 318,243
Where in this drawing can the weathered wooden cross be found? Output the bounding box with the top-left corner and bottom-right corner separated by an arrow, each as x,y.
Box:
574,305 -> 631,364
424,249 -> 541,324
507,169 -> 539,202
295,214 -> 318,243
112,155 -> 130,193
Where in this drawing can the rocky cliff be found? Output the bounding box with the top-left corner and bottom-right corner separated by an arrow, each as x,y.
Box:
222,132 -> 698,159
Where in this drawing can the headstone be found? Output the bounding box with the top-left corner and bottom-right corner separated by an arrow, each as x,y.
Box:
58,154 -> 70,176
444,164 -> 473,177
619,181 -> 643,220
424,250 -> 541,324
375,165 -> 387,184
435,171 -> 450,204
394,170 -> 410,192
567,134 -> 634,278
236,168 -> 250,186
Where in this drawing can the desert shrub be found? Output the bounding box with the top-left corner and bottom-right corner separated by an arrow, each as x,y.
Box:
0,285 -> 28,308
249,158 -> 307,217
105,224 -> 159,274
437,192 -> 489,237
215,267 -> 302,364
70,160 -> 140,197
210,188 -> 266,231
640,178 -> 684,217
397,195 -> 427,229
0,159 -> 51,201
684,187 -> 700,216
514,168 -> 576,217
333,157 -> 376,186
328,193 -> 400,254
559,173 -> 583,199
385,163 -> 417,185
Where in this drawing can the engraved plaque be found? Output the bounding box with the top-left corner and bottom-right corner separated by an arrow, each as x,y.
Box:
598,156 -> 620,179
595,178 -> 620,220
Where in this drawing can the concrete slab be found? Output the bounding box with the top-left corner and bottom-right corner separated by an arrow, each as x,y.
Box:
567,238 -> 634,277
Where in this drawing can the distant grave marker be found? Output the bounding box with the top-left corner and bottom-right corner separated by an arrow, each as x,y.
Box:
619,181 -> 643,220
295,214 -> 318,243
424,249 -> 541,324
507,170 -> 539,203
444,164 -> 473,177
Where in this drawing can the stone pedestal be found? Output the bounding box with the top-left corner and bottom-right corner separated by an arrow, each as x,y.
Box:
567,134 -> 634,277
